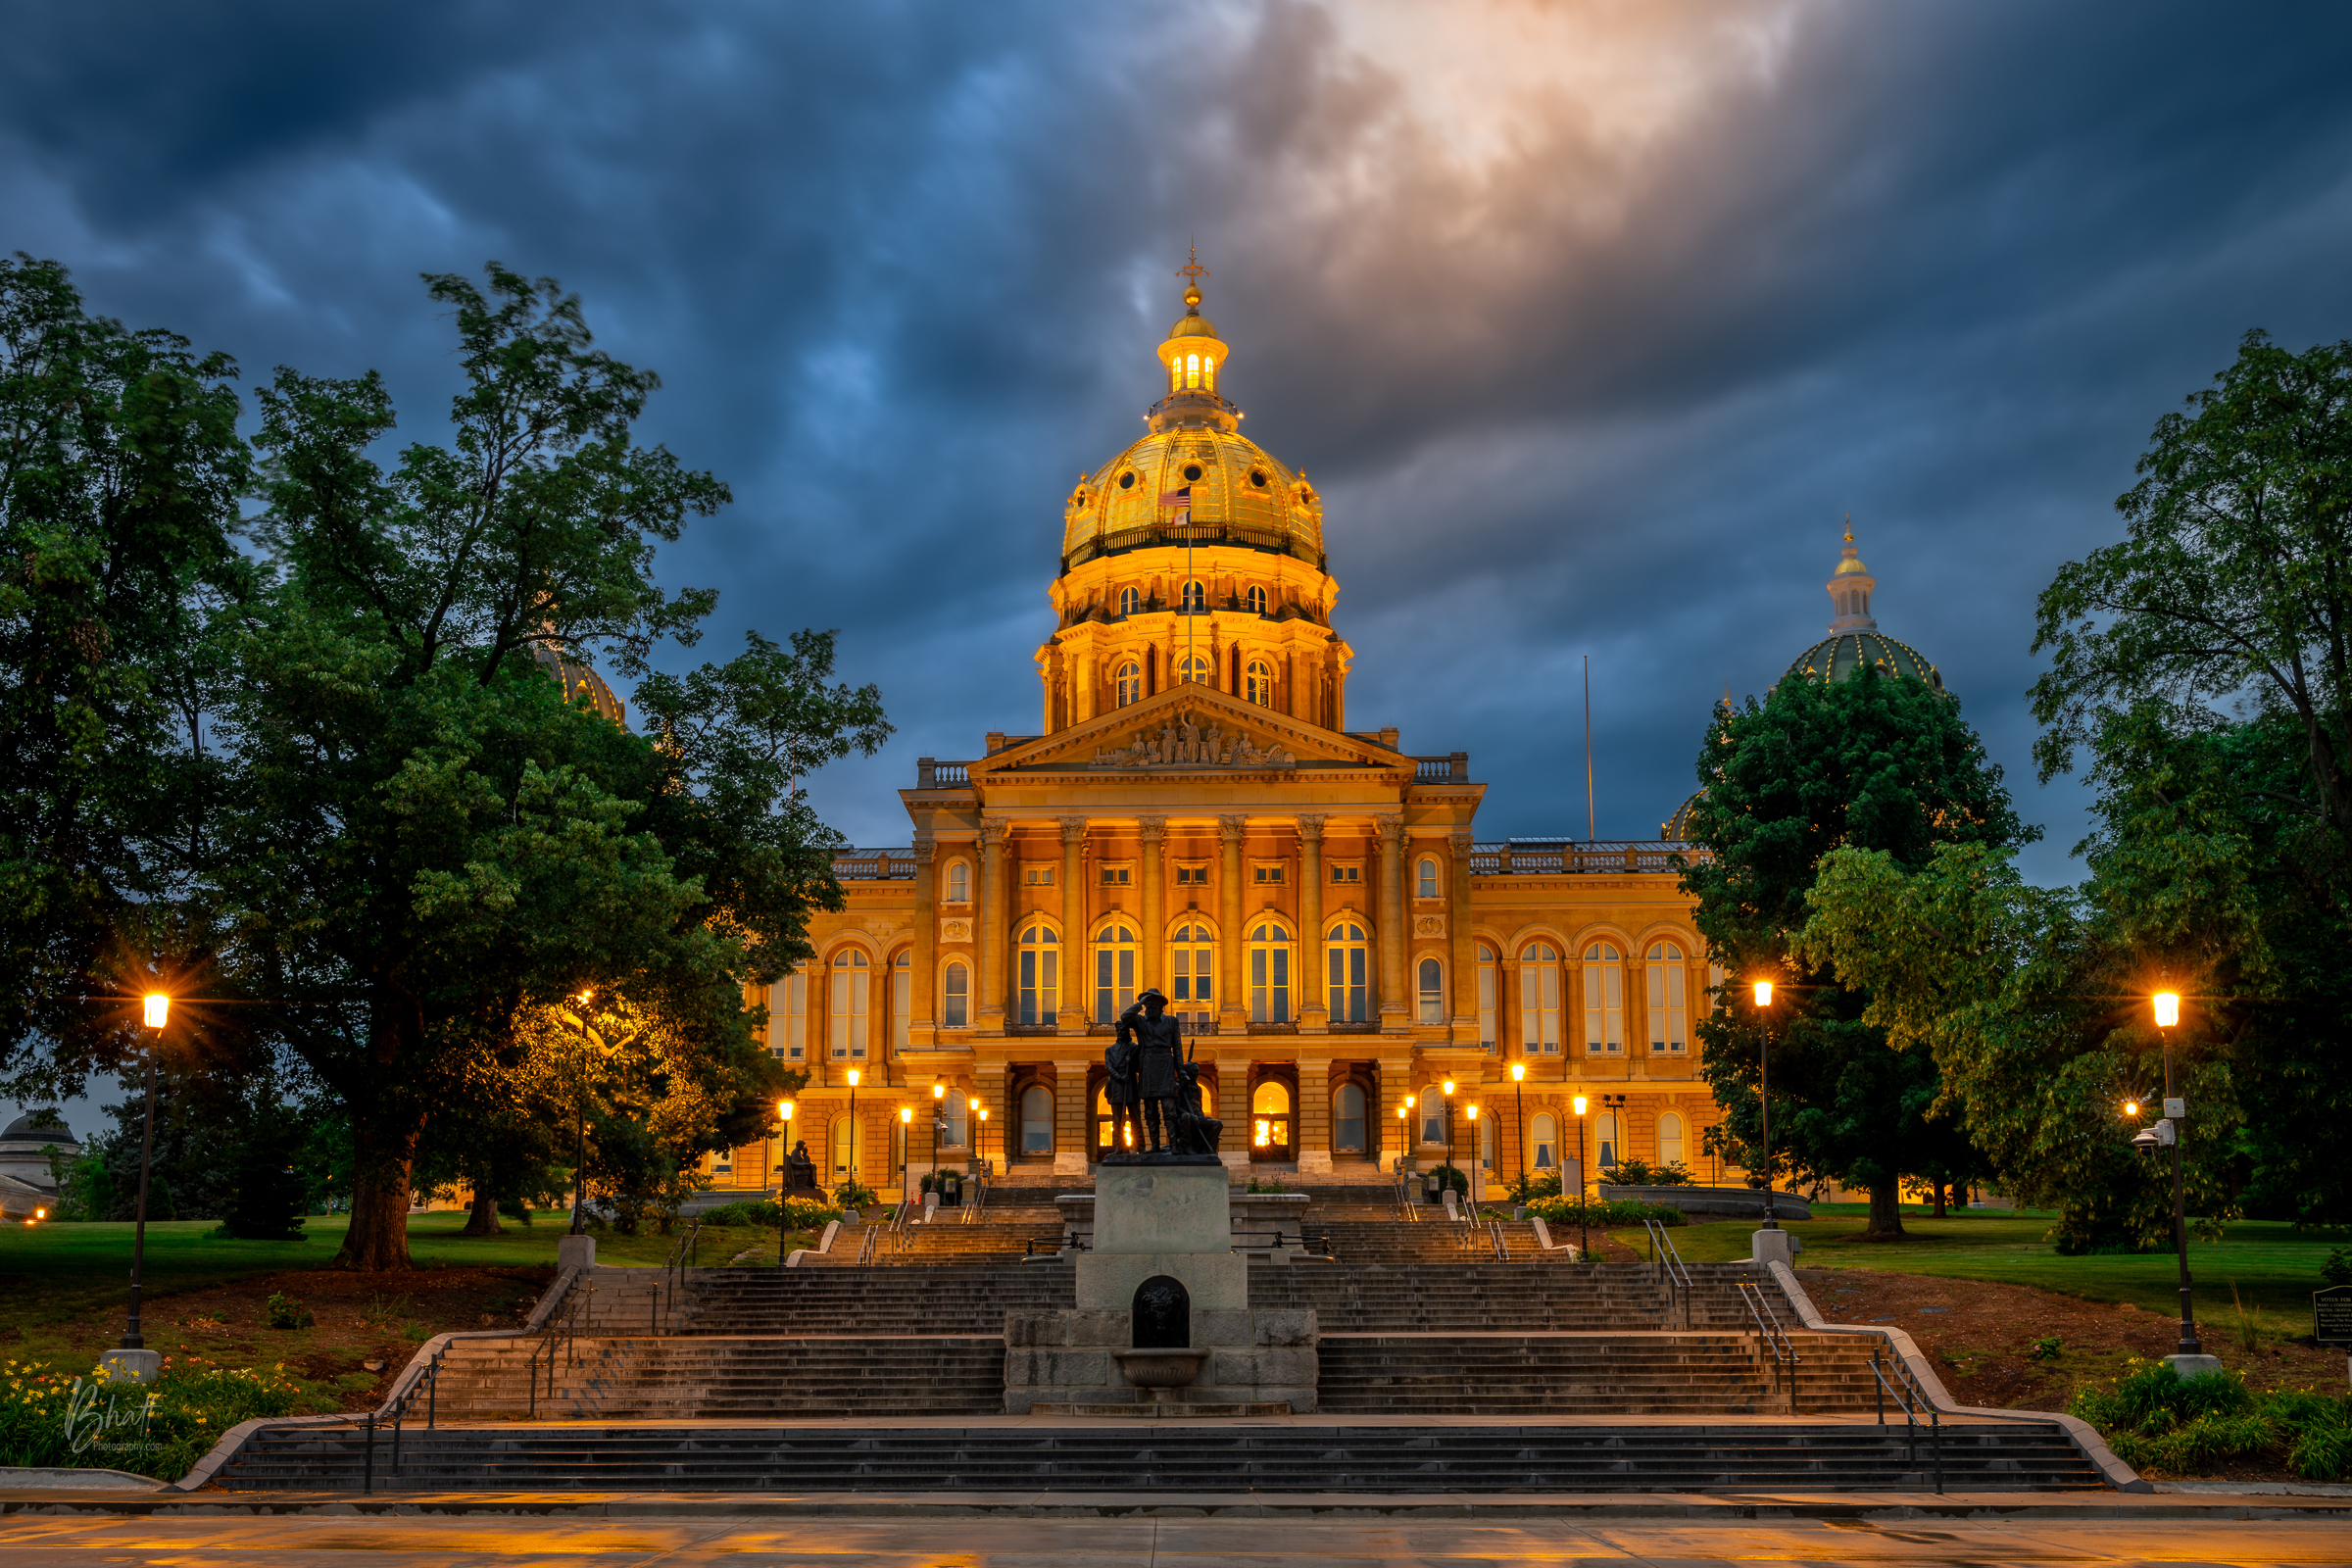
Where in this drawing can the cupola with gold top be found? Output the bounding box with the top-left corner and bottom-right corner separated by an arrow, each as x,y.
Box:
1038,257 -> 1353,737
1784,521 -> 1942,692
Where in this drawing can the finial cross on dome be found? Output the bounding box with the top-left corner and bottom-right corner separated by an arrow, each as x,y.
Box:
1176,248 -> 1210,287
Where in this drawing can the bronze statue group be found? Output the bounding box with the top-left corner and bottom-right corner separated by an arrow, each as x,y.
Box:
1103,989 -> 1223,1162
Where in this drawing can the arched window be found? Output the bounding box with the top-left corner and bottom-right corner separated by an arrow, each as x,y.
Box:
1245,659 -> 1274,707
1114,661 -> 1142,707
1180,580 -> 1206,613
1476,944 -> 1497,1048
1658,1111 -> 1687,1170
942,960 -> 969,1029
1168,357 -> 1181,391
1251,1079 -> 1292,1153
1479,1112 -> 1494,1174
891,951 -> 911,1054
1094,1084 -> 1133,1153
1583,942 -> 1625,1054
1420,1096 -> 1444,1147
829,1114 -> 859,1180
1176,653 -> 1210,685
1519,942 -> 1561,1053
1020,1085 -> 1054,1154
1645,941 -> 1688,1053
1095,918 -> 1139,1023
1016,921 -> 1058,1026
1416,956 -> 1444,1024
1326,919 -> 1369,1023
1249,917 -> 1292,1023
942,1094 -> 967,1149
1119,586 -> 1141,616
946,860 -> 969,903
772,966 -> 807,1060
1185,352 -> 1200,389
1245,584 -> 1266,614
1595,1111 -> 1620,1172
1332,1083 -> 1366,1152
1168,921 -> 1215,1031
829,950 -> 869,1059
1531,1111 -> 1558,1170
1417,857 -> 1439,899
1202,355 -> 1216,390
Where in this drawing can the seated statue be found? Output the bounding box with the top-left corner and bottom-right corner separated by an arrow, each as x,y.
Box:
782,1139 -> 819,1193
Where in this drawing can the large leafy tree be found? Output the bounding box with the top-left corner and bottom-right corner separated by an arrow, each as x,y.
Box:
1681,663 -> 2029,1237
218,266 -> 885,1268
0,255 -> 252,1089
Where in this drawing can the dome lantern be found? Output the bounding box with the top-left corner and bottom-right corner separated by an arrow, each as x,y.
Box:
1152,250 -> 1234,432
1826,516 -> 1877,633
1782,520 -> 1942,692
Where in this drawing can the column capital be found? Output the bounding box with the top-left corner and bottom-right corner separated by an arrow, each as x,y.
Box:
1218,813 -> 1248,843
1374,813 -> 1404,844
979,818 -> 1009,846
912,832 -> 938,864
1058,814 -> 1088,843
1138,815 -> 1167,843
1296,813 -> 1326,843
1448,828 -> 1476,854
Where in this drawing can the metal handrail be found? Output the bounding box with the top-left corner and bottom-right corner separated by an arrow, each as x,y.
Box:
960,1174 -> 991,1223
660,1219 -> 702,1327
524,1277 -> 595,1420
1486,1218 -> 1510,1261
1737,1280 -> 1798,1414
1642,1218 -> 1694,1329
1869,1341 -> 1945,1494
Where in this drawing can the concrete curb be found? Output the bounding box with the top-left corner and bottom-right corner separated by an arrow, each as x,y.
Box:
0,1468 -> 163,1492
1763,1259 -> 2149,1494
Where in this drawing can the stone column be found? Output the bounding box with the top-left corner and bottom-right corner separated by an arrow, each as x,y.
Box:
1500,951 -> 1523,1059
1376,814 -> 1406,1033
1297,815 -> 1327,1033
909,832 -> 938,1048
1058,815 -> 1087,1034
978,819 -> 1007,1027
1077,647 -> 1098,724
1448,828 -> 1477,1047
1138,816 -> 1165,993
1218,814 -> 1247,1033
1297,1057 -> 1333,1173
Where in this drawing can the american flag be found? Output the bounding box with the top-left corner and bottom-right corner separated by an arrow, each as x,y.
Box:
1158,484 -> 1191,524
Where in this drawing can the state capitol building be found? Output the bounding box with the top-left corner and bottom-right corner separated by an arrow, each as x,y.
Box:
701,270 -> 1939,1200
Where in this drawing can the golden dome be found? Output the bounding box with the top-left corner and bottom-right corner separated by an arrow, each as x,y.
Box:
532,643 -> 627,726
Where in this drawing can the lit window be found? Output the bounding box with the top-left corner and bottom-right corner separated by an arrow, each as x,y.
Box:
1583,942 -> 1625,1054
1417,956 -> 1444,1024
1168,921 -> 1215,1030
1249,918 -> 1292,1023
1203,355 -> 1216,390
1333,1083 -> 1365,1152
1186,353 -> 1200,389
773,967 -> 807,1060
1417,858 -> 1439,899
1251,1079 -> 1291,1151
1476,944 -> 1496,1048
1245,659 -> 1274,707
1021,1084 -> 1054,1154
1095,919 -> 1139,1023
1646,941 -> 1688,1053
830,1113 -> 859,1178
1115,661 -> 1141,707
1169,357 -> 1181,391
1658,1111 -> 1687,1170
1180,580 -> 1206,613
946,861 -> 968,903
1520,942 -> 1561,1053
891,951 -> 910,1054
829,950 -> 868,1059
1176,653 -> 1210,684
1119,587 -> 1141,616
1245,585 -> 1266,614
943,960 -> 968,1029
1531,1112 -> 1558,1170
1016,921 -> 1058,1026
1023,865 -> 1054,887
1326,919 -> 1369,1024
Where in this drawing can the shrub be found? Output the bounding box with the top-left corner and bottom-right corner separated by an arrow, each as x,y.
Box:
0,1356 -> 301,1481
2068,1358 -> 2352,1482
1599,1159 -> 1697,1189
695,1198 -> 841,1231
1423,1164 -> 1470,1197
2323,1248 -> 2352,1288
1524,1196 -> 1686,1227
263,1294 -> 313,1330
2028,1335 -> 2063,1361
1506,1170 -> 1563,1201
831,1179 -> 879,1211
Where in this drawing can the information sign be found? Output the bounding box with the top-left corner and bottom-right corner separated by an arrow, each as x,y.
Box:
2316,1284 -> 2352,1348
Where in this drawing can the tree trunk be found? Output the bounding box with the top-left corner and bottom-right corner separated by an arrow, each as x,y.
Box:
1931,1180 -> 1948,1219
337,1108 -> 421,1270
461,1181 -> 503,1236
1865,1182 -> 1906,1238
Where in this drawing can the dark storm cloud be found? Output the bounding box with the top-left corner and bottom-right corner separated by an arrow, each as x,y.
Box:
5,0 -> 2350,889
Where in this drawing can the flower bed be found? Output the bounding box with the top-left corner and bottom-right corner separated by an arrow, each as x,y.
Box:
1523,1196 -> 1686,1227
0,1356 -> 301,1481
695,1197 -> 842,1232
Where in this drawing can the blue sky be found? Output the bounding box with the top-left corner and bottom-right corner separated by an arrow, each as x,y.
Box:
7,1 -> 2351,1123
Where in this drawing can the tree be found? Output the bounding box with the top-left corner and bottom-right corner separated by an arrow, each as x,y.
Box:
0,255 -> 252,1100
1681,662 -> 2030,1237
219,265 -> 885,1268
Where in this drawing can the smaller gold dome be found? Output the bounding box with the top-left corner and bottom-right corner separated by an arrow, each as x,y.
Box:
532,643 -> 627,726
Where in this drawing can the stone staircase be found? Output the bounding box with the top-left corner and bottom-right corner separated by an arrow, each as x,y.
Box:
430,1335 -> 1008,1420
209,1420 -> 2110,1493
1316,1331 -> 1883,1415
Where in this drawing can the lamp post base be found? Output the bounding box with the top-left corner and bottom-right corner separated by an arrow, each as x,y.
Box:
556,1235 -> 597,1272
2165,1352 -> 2223,1379
100,1348 -> 160,1386
1750,1228 -> 1797,1268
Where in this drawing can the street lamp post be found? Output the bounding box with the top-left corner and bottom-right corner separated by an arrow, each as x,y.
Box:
899,1106 -> 913,1202
1509,1062 -> 1527,1191
931,1081 -> 946,1200
1465,1102 -> 1481,1200
116,994 -> 168,1371
774,1100 -> 794,1268
1442,1080 -> 1456,1195
1752,980 -> 1778,1228
977,1104 -> 990,1172
845,1068 -> 860,1201
2153,992 -> 2203,1360
1573,1093 -> 1590,1258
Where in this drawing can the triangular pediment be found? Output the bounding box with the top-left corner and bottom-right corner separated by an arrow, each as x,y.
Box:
975,683 -> 1398,776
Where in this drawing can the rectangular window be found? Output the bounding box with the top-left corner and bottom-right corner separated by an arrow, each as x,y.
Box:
1476,953 -> 1496,1049
1250,945 -> 1291,1023
1583,962 -> 1624,1054
1421,1108 -> 1443,1145
891,954 -> 910,1054
943,1099 -> 968,1149
1329,863 -> 1361,884
1416,957 -> 1444,1024
1096,944 -> 1137,1023
1099,864 -> 1132,887
1520,965 -> 1561,1052
943,963 -> 968,1029
1251,863 -> 1286,885
830,968 -> 868,1059
1329,944 -> 1367,1023
1018,950 -> 1058,1026
1175,864 -> 1208,886
1647,960 -> 1687,1053
1022,865 -> 1054,887
773,970 -> 807,1060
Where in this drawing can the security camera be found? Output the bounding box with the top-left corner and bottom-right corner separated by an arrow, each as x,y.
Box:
2131,1127 -> 2161,1156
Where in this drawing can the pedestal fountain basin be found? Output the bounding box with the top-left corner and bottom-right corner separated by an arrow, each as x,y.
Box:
1111,1348 -> 1209,1395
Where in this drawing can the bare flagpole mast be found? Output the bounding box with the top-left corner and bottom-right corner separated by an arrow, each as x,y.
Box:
1584,655 -> 1595,843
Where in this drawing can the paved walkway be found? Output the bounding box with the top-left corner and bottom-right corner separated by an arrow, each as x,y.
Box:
0,1508 -> 2347,1565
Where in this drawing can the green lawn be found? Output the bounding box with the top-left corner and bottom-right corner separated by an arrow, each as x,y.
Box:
1634,1205 -> 2341,1330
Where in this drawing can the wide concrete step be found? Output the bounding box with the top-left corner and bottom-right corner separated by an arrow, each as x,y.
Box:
211,1421 -> 2110,1493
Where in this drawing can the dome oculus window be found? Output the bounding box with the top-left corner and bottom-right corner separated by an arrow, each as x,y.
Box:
1249,469 -> 1269,489
1182,463 -> 1203,482
1117,471 -> 1137,490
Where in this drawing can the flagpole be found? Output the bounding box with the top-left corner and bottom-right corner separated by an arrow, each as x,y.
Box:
1584,655 -> 1595,844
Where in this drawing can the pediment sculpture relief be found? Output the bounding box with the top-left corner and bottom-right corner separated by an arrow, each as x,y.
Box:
1090,710 -> 1297,770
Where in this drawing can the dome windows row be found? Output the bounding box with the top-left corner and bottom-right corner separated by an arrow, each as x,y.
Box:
1106,652 -> 1277,709
1107,581 -> 1274,618
1110,462 -> 1277,493
1168,351 -> 1219,393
